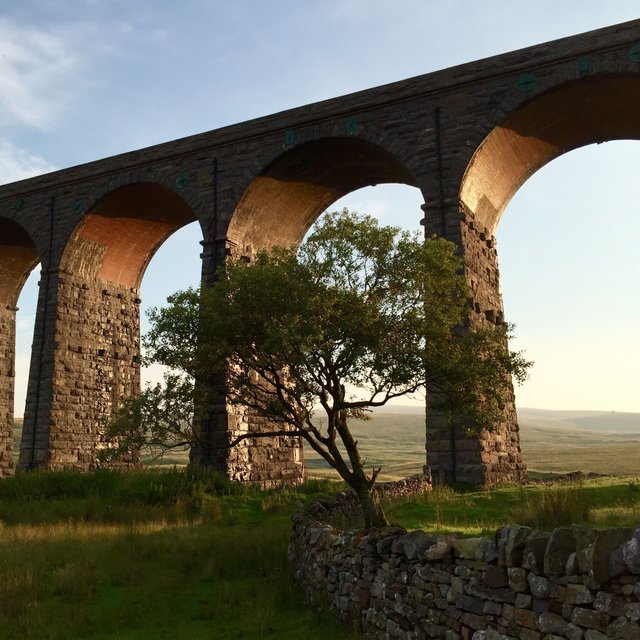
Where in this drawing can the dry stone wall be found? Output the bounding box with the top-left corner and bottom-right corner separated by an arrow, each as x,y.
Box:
289,488 -> 640,639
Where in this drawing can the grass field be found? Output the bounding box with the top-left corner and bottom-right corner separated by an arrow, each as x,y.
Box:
0,470 -> 357,640
387,476 -> 640,536
1,470 -> 639,638
303,406 -> 640,479
5,406 -> 640,639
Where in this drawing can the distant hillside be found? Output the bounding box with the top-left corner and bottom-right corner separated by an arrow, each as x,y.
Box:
517,407 -> 640,434
13,407 -> 640,478
306,407 -> 640,479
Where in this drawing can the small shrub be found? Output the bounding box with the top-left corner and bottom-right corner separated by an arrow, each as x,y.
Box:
511,485 -> 591,529
627,478 -> 640,493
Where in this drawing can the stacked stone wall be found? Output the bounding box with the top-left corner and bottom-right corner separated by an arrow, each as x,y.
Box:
423,207 -> 526,486
289,488 -> 640,639
43,274 -> 140,470
0,307 -> 16,476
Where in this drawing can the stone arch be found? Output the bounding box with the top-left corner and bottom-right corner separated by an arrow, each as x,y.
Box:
460,73 -> 640,235
227,137 -> 419,255
22,183 -> 199,470
213,137 -> 420,486
0,217 -> 40,475
433,73 -> 640,486
60,182 -> 198,288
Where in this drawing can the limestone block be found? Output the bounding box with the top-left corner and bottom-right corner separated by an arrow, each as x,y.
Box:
537,611 -> 567,635
506,525 -> 533,567
565,584 -> 594,605
527,574 -> 552,599
571,607 -> 608,632
514,606 -> 539,630
522,532 -> 551,573
543,528 -> 575,578
508,567 -> 528,593
620,529 -> 640,575
588,528 -> 634,587
593,591 -> 625,617
564,623 -> 584,640
606,616 -> 640,640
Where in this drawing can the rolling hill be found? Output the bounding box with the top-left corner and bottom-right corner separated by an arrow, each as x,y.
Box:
12,407 -> 640,479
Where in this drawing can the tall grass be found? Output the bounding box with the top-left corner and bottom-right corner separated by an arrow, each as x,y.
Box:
510,485 -> 591,528
386,478 -> 640,536
0,469 -> 353,640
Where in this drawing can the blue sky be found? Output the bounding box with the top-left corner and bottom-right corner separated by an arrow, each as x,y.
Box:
3,1 -> 640,414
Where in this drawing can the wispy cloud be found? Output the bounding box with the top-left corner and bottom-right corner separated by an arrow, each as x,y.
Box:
0,18 -> 83,129
0,141 -> 55,185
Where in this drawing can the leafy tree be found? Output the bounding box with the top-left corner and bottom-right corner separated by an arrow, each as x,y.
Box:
103,210 -> 530,528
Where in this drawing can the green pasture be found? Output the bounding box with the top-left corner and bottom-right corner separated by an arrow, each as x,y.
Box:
1,469 -> 640,639
4,408 -> 640,638
0,469 -> 354,640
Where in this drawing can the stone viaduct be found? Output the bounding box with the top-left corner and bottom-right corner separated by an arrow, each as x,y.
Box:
1,20 -> 639,485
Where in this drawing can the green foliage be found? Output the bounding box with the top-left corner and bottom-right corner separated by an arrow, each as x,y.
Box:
107,209 -> 530,527
99,373 -> 197,463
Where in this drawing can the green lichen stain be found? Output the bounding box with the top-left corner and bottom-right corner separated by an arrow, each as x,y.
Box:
629,43 -> 640,63
516,72 -> 537,92
577,56 -> 592,77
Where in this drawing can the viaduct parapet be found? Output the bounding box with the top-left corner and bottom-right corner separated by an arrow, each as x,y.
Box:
2,19 -> 639,483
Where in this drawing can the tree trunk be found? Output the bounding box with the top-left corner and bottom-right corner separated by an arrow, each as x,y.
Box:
353,478 -> 389,529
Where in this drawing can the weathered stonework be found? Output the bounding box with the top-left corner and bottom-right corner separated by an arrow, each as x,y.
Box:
289,487 -> 640,639
193,401 -> 307,489
1,19 -> 640,482
0,307 -> 16,476
20,273 -> 141,469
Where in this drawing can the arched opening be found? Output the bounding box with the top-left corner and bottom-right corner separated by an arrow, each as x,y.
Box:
21,183 -> 199,470
460,74 -> 640,233
458,73 -> 640,479
13,267 -> 39,460
228,137 -> 418,255
498,141 -> 640,474
226,141 -> 424,484
139,220 -> 203,467
306,183 -> 429,481
61,182 -> 196,288
0,217 -> 39,475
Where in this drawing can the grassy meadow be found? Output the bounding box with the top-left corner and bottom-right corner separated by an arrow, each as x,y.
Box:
4,408 -> 640,638
1,470 -> 640,638
0,469 -> 357,640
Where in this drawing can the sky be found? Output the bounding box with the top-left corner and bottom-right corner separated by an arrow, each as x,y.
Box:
2,1 -> 640,415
